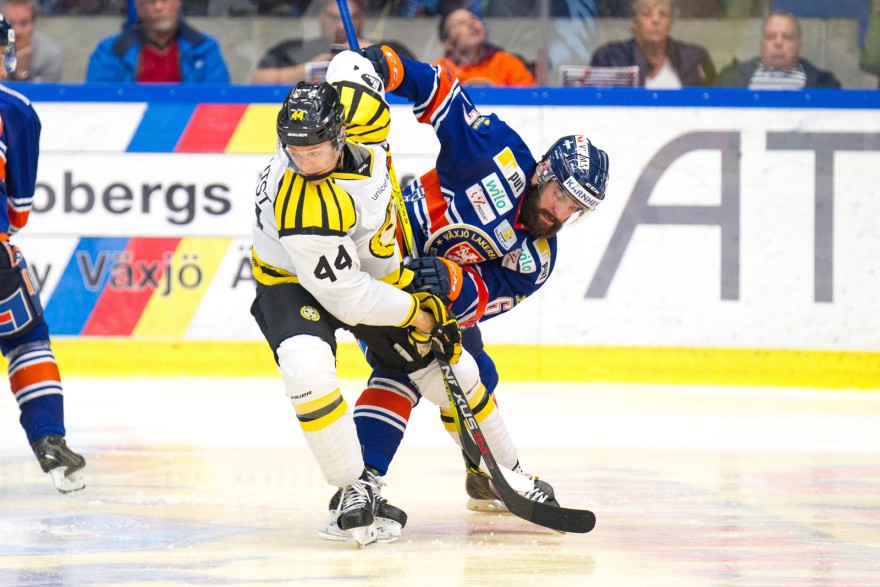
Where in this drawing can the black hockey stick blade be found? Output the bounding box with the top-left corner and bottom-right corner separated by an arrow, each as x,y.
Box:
433,346 -> 597,534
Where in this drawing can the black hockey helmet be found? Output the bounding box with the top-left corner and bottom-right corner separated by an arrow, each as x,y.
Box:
0,14 -> 17,74
277,81 -> 346,149
538,134 -> 609,224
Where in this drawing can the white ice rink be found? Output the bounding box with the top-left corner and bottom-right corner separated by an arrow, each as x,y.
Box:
2,377 -> 879,586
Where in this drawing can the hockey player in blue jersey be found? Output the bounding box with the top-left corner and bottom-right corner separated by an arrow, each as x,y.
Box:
0,16 -> 85,493
345,46 -> 610,518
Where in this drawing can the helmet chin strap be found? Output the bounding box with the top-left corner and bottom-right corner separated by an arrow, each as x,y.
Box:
301,168 -> 336,182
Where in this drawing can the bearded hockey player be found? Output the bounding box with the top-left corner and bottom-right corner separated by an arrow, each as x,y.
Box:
344,45 -> 610,518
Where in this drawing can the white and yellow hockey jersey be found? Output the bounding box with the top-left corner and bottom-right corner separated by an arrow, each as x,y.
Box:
251,52 -> 417,329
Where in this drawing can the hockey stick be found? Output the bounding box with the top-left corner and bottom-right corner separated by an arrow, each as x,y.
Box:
336,0 -> 360,50
334,0 -> 417,260
432,345 -> 597,534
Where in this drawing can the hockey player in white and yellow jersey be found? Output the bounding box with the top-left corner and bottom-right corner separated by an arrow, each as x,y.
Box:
250,52 -> 478,546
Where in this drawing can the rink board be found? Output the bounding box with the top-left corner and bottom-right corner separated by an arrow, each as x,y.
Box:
7,86 -> 880,387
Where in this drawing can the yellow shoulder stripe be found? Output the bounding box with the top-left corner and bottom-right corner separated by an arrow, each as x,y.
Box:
275,170 -> 356,236
334,81 -> 391,145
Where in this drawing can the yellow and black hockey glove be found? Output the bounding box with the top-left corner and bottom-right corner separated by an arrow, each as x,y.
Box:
408,292 -> 462,364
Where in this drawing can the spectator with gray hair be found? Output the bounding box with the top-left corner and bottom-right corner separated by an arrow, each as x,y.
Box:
591,0 -> 716,87
715,11 -> 841,89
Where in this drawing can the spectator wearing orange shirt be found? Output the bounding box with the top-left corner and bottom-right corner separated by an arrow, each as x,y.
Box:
433,8 -> 535,86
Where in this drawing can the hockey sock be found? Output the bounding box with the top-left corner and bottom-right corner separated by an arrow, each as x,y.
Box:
440,383 -> 517,469
19,395 -> 65,445
278,335 -> 363,487
293,388 -> 363,487
354,380 -> 417,476
7,342 -> 65,444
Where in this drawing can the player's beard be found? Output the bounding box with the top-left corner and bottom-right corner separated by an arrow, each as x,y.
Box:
519,183 -> 563,239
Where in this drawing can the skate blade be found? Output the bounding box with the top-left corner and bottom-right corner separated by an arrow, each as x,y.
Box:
49,468 -> 85,494
466,497 -> 509,513
319,514 -> 399,544
347,523 -> 378,547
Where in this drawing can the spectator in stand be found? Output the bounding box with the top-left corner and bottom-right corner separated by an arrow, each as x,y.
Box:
85,0 -> 230,82
434,7 -> 535,86
591,0 -> 716,87
0,0 -> 61,81
715,11 -> 841,89
251,0 -> 414,84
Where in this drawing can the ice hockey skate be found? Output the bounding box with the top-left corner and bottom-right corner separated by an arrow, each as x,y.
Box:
327,469 -> 385,547
465,465 -> 558,513
31,435 -> 86,493
319,489 -> 407,544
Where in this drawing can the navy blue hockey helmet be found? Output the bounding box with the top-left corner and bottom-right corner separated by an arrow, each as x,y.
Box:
277,82 -> 346,149
0,14 -> 16,74
538,135 -> 609,224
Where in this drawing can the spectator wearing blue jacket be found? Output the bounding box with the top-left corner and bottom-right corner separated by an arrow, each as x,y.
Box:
86,0 -> 229,82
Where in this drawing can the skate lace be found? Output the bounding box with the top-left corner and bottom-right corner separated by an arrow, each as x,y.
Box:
513,465 -> 551,503
339,482 -> 370,513
522,486 -> 551,503
339,471 -> 384,513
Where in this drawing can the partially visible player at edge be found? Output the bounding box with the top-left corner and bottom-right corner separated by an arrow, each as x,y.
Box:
351,44 -> 610,513
0,14 -> 86,493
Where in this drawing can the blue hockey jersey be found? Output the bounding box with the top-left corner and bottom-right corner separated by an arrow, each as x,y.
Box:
393,58 -> 556,328
0,84 -> 41,239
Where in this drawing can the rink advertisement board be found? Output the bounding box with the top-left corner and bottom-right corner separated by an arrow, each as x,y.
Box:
10,86 -> 879,387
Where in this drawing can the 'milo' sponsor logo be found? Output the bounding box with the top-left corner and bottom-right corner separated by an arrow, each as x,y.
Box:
493,147 -> 526,197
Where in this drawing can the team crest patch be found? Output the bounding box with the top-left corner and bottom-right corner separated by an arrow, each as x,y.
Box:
425,224 -> 502,265
300,306 -> 320,321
